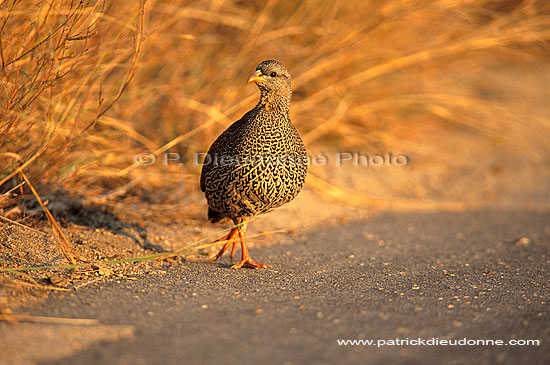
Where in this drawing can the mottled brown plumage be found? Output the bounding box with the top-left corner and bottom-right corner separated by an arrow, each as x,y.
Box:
201,60 -> 307,269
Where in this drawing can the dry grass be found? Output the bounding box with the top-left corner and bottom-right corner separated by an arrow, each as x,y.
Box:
3,0 -> 550,328
0,0 -> 144,192
2,0 -> 550,215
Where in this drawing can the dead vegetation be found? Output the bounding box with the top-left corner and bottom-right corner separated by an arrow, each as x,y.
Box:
1,0 -> 550,269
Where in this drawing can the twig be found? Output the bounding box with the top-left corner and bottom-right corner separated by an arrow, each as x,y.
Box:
0,215 -> 48,236
73,277 -> 103,290
84,0 -> 146,132
0,146 -> 47,188
4,281 -> 70,292
20,171 -> 78,264
0,313 -> 99,325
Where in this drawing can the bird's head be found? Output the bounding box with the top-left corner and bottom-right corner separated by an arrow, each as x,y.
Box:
247,60 -> 291,110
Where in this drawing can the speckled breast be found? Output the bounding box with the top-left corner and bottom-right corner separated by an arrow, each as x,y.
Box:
203,112 -> 308,221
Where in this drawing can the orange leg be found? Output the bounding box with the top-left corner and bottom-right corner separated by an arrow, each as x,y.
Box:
230,239 -> 238,262
231,224 -> 272,269
207,228 -> 238,263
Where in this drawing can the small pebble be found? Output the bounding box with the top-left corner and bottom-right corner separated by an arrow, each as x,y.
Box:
514,237 -> 531,246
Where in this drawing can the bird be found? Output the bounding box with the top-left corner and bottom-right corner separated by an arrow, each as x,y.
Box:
200,60 -> 308,269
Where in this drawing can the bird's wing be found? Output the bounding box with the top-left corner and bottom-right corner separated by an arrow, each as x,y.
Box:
200,110 -> 255,192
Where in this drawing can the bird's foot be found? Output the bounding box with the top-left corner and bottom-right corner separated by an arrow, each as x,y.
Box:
230,258 -> 272,269
207,228 -> 238,263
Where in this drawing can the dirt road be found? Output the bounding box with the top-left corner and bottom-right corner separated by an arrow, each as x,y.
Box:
3,209 -> 549,364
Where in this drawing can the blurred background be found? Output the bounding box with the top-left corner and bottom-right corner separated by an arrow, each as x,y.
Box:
2,0 -> 550,216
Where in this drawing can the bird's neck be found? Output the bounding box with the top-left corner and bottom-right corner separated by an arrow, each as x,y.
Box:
258,91 -> 291,114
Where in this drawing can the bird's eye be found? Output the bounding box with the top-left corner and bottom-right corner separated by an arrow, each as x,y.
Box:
270,72 -> 277,77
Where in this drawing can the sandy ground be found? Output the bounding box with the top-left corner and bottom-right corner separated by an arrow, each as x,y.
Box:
1,207 -> 549,364
0,188 -> 364,333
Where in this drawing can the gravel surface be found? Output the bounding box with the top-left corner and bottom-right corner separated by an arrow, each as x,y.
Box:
7,209 -> 550,364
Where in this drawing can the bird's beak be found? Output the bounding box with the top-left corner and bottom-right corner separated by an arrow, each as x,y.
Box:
247,70 -> 265,84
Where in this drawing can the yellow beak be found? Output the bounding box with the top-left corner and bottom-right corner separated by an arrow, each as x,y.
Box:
247,70 -> 266,84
